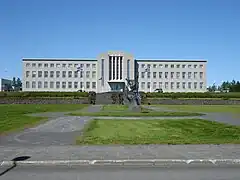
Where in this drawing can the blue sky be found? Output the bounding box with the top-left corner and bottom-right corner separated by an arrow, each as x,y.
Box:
1,0 -> 240,85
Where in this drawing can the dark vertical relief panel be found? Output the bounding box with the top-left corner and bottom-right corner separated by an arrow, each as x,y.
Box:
109,56 -> 112,80
127,59 -> 130,79
113,56 -> 116,80
120,56 -> 123,80
116,56 -> 119,79
101,59 -> 104,86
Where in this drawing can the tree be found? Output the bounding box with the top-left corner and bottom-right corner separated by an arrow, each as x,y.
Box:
12,77 -> 16,88
16,78 -> 22,88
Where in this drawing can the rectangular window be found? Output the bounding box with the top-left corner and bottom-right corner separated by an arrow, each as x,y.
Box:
188,64 -> 192,68
147,72 -> 151,79
50,63 -> 54,68
68,82 -> 72,88
80,64 -> 84,68
92,71 -> 96,78
171,72 -> 174,78
44,63 -> 48,68
74,64 -> 78,68
194,64 -> 198,68
141,82 -> 145,89
159,82 -> 162,88
44,71 -> 48,78
194,82 -> 198,89
86,82 -> 90,89
26,81 -> 30,88
194,72 -> 197,78
68,64 -> 73,68
188,72 -> 192,79
159,72 -> 162,78
188,82 -> 191,89
50,71 -> 54,78
165,64 -> 168,68
38,81 -> 42,88
177,82 -> 180,89
68,71 -> 72,78
165,82 -> 168,89
200,82 -> 203,89
62,64 -> 66,68
38,71 -> 42,78
86,71 -> 90,78
50,81 -> 54,88
171,82 -> 174,89
147,64 -> 151,68
182,64 -> 186,68
153,82 -> 157,89
127,59 -> 130,79
141,64 -> 145,68
62,71 -> 66,78
62,82 -> 66,89
80,71 -> 83,78
147,82 -> 150,89
26,63 -> 30,67
56,71 -> 60,78
153,64 -> 157,68
26,71 -> 30,78
56,64 -> 60,68
74,82 -> 78,89
92,64 -> 96,69
80,82 -> 83,88
153,72 -> 156,78
86,64 -> 90,68
182,72 -> 186,79
200,72 -> 203,79
92,82 -> 96,89
165,72 -> 168,79
182,82 -> 186,89
200,64 -> 204,68
159,64 -> 163,68
74,71 -> 78,78
176,64 -> 180,68
32,63 -> 36,67
176,72 -> 180,79
32,71 -> 36,78
171,64 -> 174,68
56,82 -> 60,89
32,81 -> 36,88
44,81 -> 48,88
141,72 -> 145,78
38,63 -> 42,67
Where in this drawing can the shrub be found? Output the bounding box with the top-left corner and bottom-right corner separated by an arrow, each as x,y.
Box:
88,91 -> 96,104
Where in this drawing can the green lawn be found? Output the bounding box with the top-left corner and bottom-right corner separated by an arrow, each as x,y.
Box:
156,105 -> 240,113
77,119 -> 240,145
0,104 -> 88,134
102,105 -> 128,111
70,111 -> 203,117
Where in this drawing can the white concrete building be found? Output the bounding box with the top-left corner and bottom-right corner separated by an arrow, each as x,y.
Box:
22,51 -> 207,93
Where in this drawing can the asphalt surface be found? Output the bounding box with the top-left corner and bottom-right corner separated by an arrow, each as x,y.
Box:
1,166 -> 240,180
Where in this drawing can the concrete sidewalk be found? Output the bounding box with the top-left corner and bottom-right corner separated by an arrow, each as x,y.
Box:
1,144 -> 240,161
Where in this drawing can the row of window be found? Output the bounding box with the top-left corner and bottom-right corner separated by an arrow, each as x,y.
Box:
141,71 -> 204,79
25,81 -> 96,89
141,64 -> 204,69
25,63 -> 96,69
25,71 -> 96,78
140,82 -> 204,90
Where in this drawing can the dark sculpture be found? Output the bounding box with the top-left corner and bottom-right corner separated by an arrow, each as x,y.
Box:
124,78 -> 141,106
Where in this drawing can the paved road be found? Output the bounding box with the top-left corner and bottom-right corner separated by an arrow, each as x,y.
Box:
1,166 -> 240,180
1,144 -> 240,161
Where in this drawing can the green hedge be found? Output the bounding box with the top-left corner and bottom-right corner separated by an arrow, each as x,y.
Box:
145,92 -> 240,99
0,92 -> 88,98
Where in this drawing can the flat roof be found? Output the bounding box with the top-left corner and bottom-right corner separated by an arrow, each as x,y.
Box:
135,59 -> 207,62
22,58 -> 97,61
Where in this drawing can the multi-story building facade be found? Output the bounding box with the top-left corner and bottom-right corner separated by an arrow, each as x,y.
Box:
22,51 -> 207,93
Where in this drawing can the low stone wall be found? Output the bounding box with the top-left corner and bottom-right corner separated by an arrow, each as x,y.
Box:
0,98 -> 88,104
147,99 -> 240,105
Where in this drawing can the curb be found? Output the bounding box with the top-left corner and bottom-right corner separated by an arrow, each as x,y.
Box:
1,159 -> 240,167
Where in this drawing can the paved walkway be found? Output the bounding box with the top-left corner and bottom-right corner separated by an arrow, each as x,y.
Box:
1,105 -> 240,162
